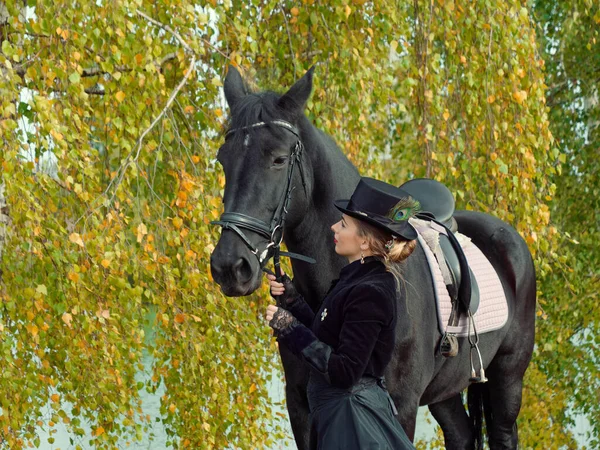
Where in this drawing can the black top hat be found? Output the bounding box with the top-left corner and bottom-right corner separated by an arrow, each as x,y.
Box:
334,177 -> 419,241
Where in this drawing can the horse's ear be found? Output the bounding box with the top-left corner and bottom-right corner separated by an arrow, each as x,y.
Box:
278,66 -> 315,112
224,65 -> 247,109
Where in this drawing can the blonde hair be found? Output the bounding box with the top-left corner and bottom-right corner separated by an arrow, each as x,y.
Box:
354,220 -> 417,292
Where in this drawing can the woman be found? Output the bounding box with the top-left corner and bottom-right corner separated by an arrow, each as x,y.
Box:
266,177 -> 419,449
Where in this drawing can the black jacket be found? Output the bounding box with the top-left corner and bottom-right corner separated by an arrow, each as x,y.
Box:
277,256 -> 398,389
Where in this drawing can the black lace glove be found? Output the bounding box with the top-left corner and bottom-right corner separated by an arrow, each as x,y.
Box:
268,307 -> 300,337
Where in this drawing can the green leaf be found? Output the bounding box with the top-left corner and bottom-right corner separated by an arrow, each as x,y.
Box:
69,72 -> 81,84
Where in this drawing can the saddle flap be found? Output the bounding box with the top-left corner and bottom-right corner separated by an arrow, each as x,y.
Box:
438,233 -> 480,315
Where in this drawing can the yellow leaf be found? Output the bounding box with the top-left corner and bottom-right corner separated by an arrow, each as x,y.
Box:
442,110 -> 450,121
345,5 -> 352,18
175,313 -> 185,324
169,403 -> 176,413
512,90 -> 527,104
249,383 -> 257,393
73,51 -> 81,61
51,394 -> 60,403
181,180 -> 194,192
172,217 -> 183,229
101,259 -> 110,268
51,129 -> 64,142
291,6 -> 299,16
190,315 -> 202,323
94,426 -> 105,436
69,233 -> 84,247
184,105 -> 195,114
460,55 -> 467,64
487,95 -> 496,103
67,271 -> 79,282
115,91 -> 126,103
62,313 -> 73,327
202,423 -> 210,432
137,222 -> 148,243
101,309 -> 110,319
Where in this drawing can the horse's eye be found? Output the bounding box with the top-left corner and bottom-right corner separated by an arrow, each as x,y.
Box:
273,156 -> 288,166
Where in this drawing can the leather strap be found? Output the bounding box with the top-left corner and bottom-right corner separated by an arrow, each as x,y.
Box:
217,212 -> 271,239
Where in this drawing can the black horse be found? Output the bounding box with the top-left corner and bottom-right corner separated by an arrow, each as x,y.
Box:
210,66 -> 536,450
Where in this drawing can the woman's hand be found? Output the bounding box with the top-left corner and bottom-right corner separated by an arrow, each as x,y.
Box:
266,304 -> 279,322
265,270 -> 300,307
266,271 -> 286,297
265,304 -> 298,335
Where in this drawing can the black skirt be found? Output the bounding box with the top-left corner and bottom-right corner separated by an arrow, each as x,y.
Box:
307,373 -> 415,450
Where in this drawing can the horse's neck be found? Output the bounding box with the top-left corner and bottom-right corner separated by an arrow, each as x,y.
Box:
284,122 -> 360,310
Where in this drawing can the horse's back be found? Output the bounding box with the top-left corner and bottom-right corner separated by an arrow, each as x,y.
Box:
453,210 -> 535,298
454,210 -> 536,357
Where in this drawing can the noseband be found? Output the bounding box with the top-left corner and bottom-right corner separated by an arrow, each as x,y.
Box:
210,120 -> 316,281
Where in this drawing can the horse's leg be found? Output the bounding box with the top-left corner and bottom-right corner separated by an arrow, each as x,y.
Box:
482,226 -> 535,449
429,394 -> 475,450
483,354 -> 527,449
280,347 -> 311,450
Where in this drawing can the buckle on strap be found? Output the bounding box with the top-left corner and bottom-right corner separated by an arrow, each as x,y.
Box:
374,377 -> 399,416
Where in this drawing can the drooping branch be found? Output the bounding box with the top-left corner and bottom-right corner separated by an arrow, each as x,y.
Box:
135,9 -> 193,54
77,10 -> 198,224
0,181 -> 8,282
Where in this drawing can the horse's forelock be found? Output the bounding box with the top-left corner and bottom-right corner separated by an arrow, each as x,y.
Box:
225,91 -> 299,146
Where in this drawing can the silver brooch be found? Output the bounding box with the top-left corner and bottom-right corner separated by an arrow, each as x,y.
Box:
321,308 -> 328,321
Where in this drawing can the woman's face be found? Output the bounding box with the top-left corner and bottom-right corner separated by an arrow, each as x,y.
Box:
330,214 -> 368,262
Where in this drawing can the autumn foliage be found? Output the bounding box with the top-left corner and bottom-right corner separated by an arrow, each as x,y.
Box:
0,0 -> 598,448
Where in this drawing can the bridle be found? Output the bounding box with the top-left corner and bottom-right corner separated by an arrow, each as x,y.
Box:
210,119 -> 316,282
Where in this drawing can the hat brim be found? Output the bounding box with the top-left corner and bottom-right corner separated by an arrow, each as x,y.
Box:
334,200 -> 418,241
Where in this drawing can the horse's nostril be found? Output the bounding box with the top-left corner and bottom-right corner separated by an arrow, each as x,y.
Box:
232,257 -> 252,283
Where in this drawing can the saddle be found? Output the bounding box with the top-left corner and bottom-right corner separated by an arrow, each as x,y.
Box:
399,179 -> 480,316
400,179 -> 490,382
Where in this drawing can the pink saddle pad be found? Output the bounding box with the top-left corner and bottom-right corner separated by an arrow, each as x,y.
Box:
415,231 -> 509,337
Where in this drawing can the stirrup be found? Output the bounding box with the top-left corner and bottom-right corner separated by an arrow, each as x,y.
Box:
467,312 -> 488,384
440,332 -> 459,357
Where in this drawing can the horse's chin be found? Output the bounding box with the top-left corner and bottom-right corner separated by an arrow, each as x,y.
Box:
218,276 -> 262,297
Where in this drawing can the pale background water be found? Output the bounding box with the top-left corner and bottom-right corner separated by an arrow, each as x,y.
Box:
31,310 -> 591,449
34,347 -> 437,450
33,348 -> 594,449
32,348 -> 593,449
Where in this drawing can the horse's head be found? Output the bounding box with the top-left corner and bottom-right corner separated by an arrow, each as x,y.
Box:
210,66 -> 315,296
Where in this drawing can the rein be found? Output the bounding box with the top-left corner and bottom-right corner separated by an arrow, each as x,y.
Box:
210,120 -> 316,285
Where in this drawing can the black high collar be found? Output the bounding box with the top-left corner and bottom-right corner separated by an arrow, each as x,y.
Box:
339,256 -> 385,281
